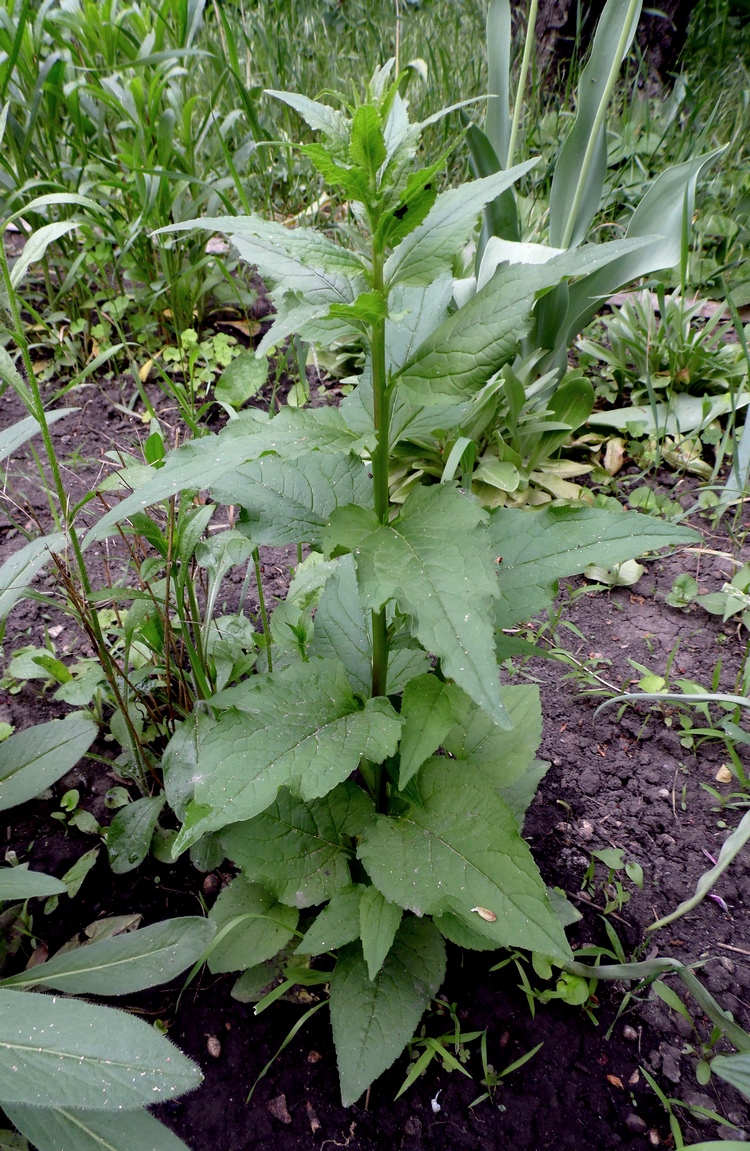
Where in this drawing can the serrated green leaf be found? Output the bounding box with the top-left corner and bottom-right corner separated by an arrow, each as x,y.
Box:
4,1104 -> 192,1151
159,213 -> 365,305
359,888 -> 402,980
443,684 -> 542,788
213,455 -> 372,548
0,917 -> 215,995
384,164 -> 536,288
330,918 -> 446,1106
207,876 -> 298,973
0,715 -> 97,813
220,782 -> 374,908
326,484 -> 509,728
265,90 -> 351,155
349,105 -> 385,175
398,675 -> 465,788
86,408 -> 368,547
295,886 -> 364,956
162,712 -> 217,822
214,352 -> 268,407
434,911 -> 499,951
175,660 -> 400,849
301,144 -> 370,202
0,868 -> 67,902
107,795 -> 165,874
0,990 -> 201,1110
358,759 -> 571,959
395,262 -> 556,405
385,276 -> 453,374
489,505 -> 700,628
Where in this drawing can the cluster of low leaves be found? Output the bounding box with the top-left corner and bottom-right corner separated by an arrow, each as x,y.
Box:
79,63 -> 699,1105
0,715 -> 211,1151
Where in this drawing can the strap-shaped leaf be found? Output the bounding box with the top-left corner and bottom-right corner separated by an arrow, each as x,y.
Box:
0,917 -> 215,995
489,505 -> 700,628
212,454 -> 372,547
207,876 -> 298,972
85,408 -> 368,547
0,990 -> 201,1110
0,714 -> 97,813
384,164 -> 536,288
0,532 -> 66,623
295,885 -> 364,956
221,782 -> 373,908
326,484 -> 509,728
4,1104 -> 192,1151
549,0 -> 642,249
357,759 -> 571,959
174,659 -> 400,851
0,867 -> 66,902
330,918 -> 446,1106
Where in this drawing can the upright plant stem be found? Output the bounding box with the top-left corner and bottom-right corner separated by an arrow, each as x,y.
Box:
369,247 -> 390,702
253,546 -> 272,672
507,0 -> 538,169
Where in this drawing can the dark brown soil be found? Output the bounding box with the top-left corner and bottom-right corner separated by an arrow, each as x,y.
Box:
2,374 -> 750,1151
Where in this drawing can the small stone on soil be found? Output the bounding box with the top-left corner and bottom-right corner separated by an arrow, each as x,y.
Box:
306,1100 -> 321,1133
622,1025 -> 638,1042
624,1114 -> 647,1133
403,1117 -> 422,1137
202,874 -> 220,896
206,1035 -> 221,1058
268,1094 -> 292,1124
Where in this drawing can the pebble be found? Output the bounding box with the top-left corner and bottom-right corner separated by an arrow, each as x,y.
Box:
202,873 -> 220,896
648,1129 -> 660,1146
660,1044 -> 682,1084
404,1117 -> 422,1137
624,1114 -> 647,1133
206,1036 -> 221,1058
622,1024 -> 638,1042
268,1095 -> 292,1124
657,787 -> 670,799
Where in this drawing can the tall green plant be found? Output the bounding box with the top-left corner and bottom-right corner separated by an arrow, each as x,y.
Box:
87,66 -> 699,1103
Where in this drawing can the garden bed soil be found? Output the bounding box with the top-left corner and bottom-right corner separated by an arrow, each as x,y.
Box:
2,380 -> 750,1150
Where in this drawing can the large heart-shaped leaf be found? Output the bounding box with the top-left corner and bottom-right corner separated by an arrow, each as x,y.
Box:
174,660 -> 400,852
358,759 -> 570,959
326,484 -> 509,728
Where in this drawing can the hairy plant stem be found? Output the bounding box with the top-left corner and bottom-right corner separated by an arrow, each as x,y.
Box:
253,546 -> 273,672
368,243 -> 390,813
